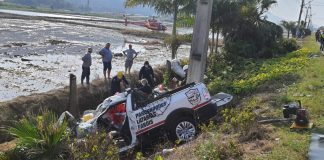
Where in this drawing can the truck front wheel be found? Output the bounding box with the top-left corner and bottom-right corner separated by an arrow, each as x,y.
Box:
168,117 -> 196,142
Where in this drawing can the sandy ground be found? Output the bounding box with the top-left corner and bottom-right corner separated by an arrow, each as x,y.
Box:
0,18 -> 190,102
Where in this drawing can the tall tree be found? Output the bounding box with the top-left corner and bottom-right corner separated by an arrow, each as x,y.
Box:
224,0 -> 282,58
281,20 -> 296,39
126,0 -> 196,59
210,0 -> 239,54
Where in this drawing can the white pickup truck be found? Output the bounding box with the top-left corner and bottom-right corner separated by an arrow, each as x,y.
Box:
60,82 -> 233,152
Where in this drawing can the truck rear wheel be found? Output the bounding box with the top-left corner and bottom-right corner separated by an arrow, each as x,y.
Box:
168,117 -> 196,142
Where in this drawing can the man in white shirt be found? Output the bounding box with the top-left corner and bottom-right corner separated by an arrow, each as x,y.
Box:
123,44 -> 138,74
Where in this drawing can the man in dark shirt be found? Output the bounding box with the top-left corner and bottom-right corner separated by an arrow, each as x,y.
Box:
110,72 -> 129,95
139,61 -> 155,87
81,48 -> 92,85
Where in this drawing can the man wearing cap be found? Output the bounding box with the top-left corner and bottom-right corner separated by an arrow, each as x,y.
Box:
99,43 -> 113,79
81,48 -> 92,85
123,44 -> 138,74
110,71 -> 129,95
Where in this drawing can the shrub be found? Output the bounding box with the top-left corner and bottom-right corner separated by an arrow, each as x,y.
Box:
163,34 -> 192,55
304,29 -> 312,36
69,132 -> 119,160
277,38 -> 300,55
207,48 -> 312,95
7,110 -> 69,160
221,105 -> 256,134
0,148 -> 26,160
195,134 -> 243,160
224,20 -> 283,59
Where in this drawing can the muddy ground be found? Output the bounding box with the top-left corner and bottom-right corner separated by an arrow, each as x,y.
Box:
0,17 -> 190,102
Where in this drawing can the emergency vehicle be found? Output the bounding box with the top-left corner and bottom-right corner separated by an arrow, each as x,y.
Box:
59,82 -> 233,152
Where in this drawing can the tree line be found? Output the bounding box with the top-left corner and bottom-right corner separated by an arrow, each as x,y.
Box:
126,0 -> 301,59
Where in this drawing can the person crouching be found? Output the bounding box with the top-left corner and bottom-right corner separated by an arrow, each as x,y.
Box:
139,79 -> 152,95
110,71 -> 129,95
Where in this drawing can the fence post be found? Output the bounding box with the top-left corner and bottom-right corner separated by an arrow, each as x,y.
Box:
69,74 -> 79,118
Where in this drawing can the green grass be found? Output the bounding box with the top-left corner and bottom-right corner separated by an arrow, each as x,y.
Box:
248,36 -> 324,159
205,35 -> 323,160
257,128 -> 311,160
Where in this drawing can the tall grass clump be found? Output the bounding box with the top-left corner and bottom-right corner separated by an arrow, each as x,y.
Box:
69,132 -> 119,160
7,110 -> 69,160
195,133 -> 243,160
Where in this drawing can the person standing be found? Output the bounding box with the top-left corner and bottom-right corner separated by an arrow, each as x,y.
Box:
139,61 -> 155,87
110,71 -> 129,95
315,30 -> 321,42
123,44 -> 138,74
320,32 -> 324,51
81,48 -> 92,85
99,43 -> 113,79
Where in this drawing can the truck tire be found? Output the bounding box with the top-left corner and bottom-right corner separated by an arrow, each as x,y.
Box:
168,116 -> 196,142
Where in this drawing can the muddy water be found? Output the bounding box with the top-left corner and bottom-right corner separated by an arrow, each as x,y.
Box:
0,18 -> 190,101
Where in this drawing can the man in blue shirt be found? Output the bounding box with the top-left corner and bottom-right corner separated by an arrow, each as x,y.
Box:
99,43 -> 113,79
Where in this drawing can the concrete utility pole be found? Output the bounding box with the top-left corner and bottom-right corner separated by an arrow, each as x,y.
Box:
307,5 -> 312,29
187,0 -> 214,83
297,0 -> 305,36
304,5 -> 309,28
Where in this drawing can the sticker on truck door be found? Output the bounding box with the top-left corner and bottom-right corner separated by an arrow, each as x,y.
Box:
186,88 -> 201,106
135,97 -> 171,130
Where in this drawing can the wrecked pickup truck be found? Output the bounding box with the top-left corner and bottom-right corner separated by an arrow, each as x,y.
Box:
59,82 -> 233,152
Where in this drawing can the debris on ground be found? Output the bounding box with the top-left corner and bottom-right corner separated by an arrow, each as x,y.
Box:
47,39 -> 69,45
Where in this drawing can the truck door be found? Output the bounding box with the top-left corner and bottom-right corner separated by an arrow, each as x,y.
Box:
125,93 -> 139,145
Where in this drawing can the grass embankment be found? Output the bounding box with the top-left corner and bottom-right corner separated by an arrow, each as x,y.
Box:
254,36 -> 324,160
167,36 -> 324,159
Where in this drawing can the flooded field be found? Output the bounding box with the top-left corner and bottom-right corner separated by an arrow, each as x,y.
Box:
0,18 -> 190,101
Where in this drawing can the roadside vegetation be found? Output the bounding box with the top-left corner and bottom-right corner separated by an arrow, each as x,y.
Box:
1,0 -> 322,159
165,35 -> 323,160
0,110 -> 119,160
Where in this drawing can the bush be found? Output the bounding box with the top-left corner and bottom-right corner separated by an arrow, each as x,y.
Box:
69,132 -> 119,160
195,134 -> 243,160
163,34 -> 192,55
224,20 -> 283,59
7,110 -> 69,160
277,38 -> 300,55
207,48 -> 312,95
304,29 -> 312,36
0,148 -> 26,160
221,105 -> 256,135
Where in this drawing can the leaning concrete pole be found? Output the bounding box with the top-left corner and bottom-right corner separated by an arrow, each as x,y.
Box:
187,0 -> 214,83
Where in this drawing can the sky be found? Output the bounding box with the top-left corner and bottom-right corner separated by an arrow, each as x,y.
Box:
268,0 -> 324,27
